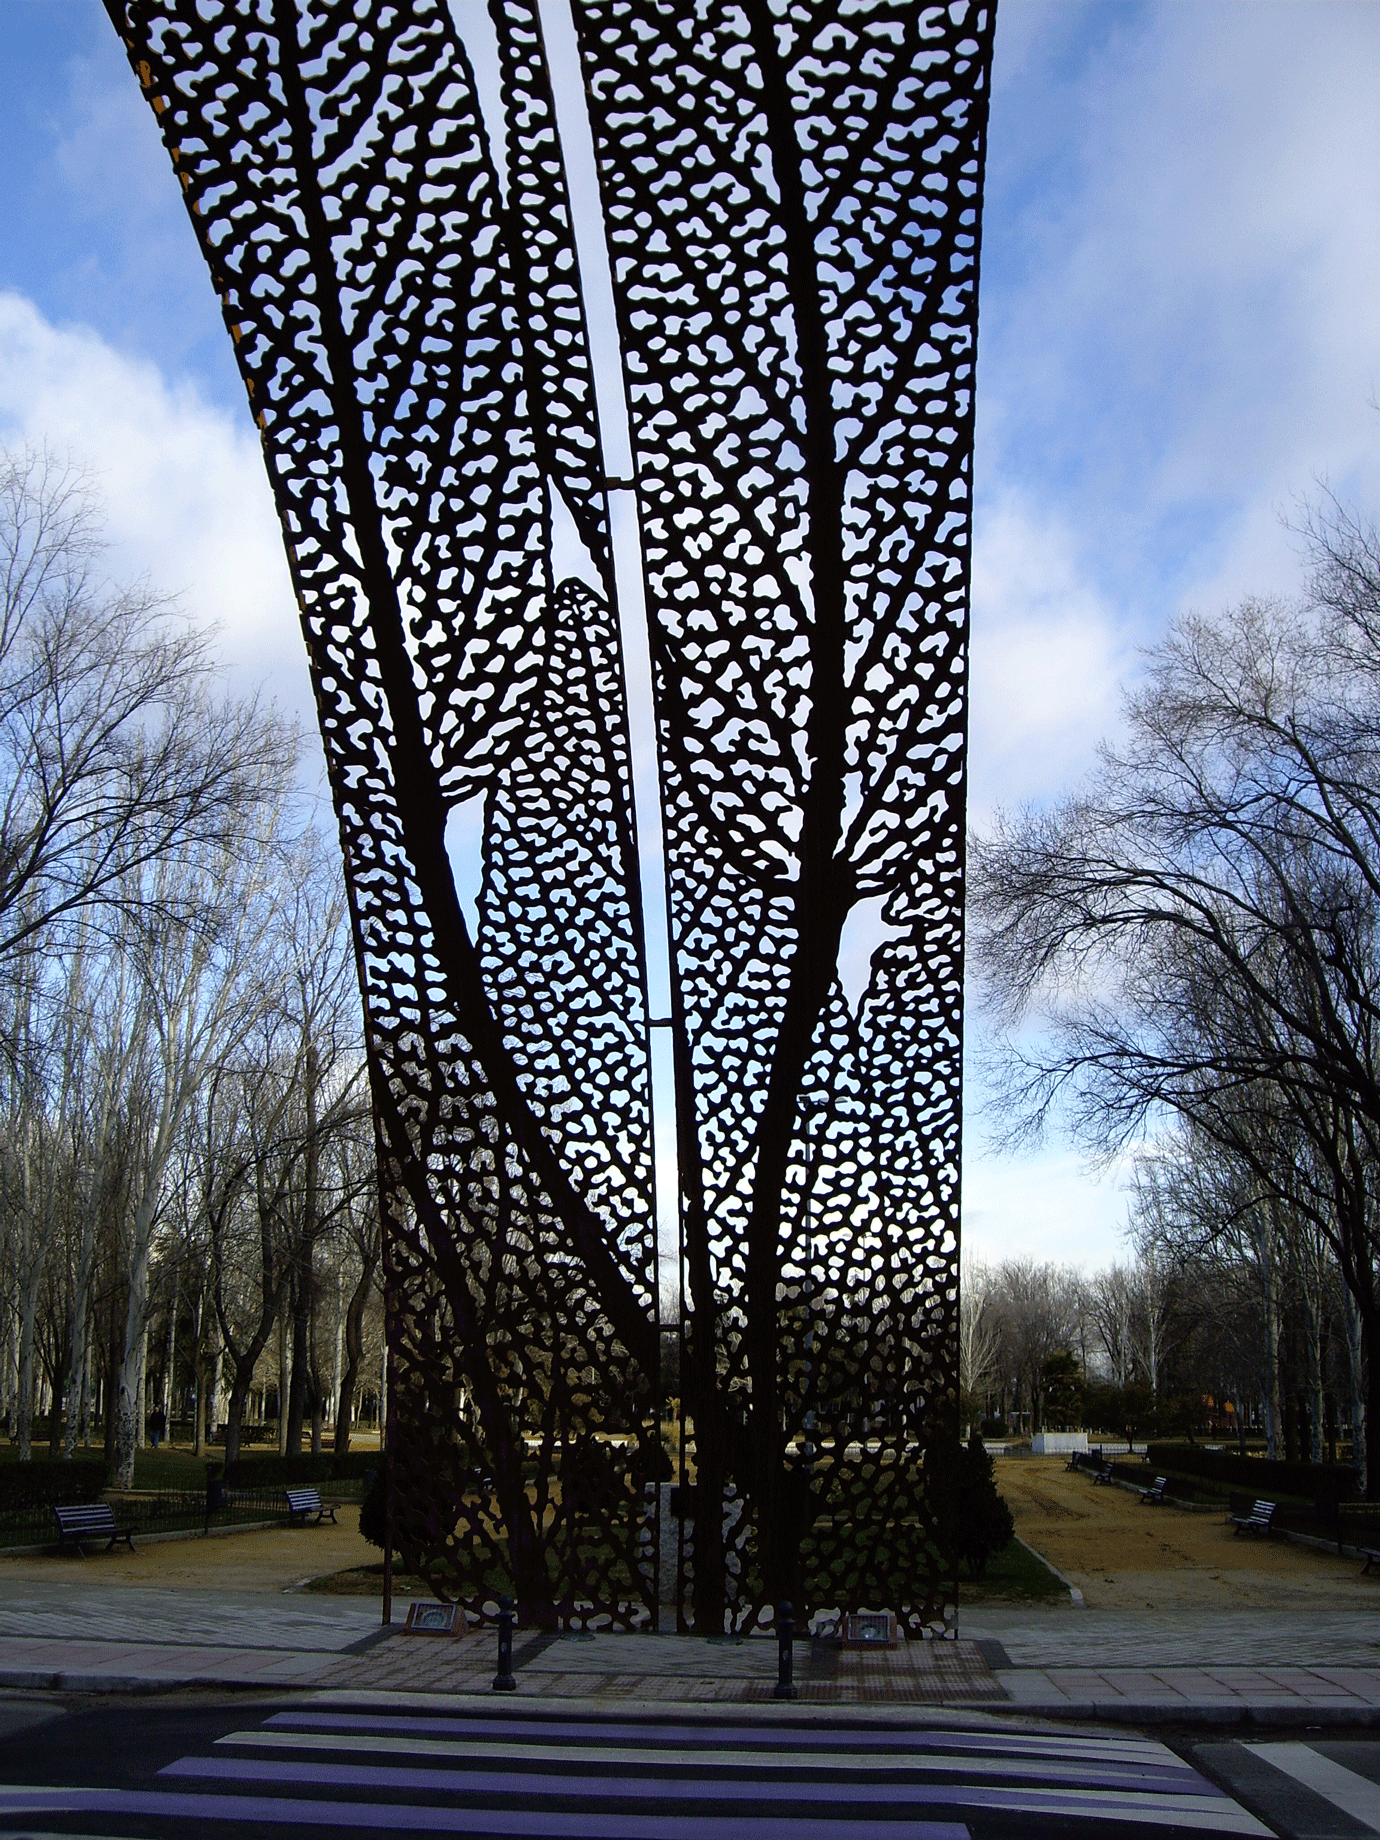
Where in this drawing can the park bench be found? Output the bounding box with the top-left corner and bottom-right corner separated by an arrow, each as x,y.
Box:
1360,1547 -> 1380,1577
1139,1476 -> 1170,1505
285,1487 -> 338,1525
1091,1461 -> 1115,1486
53,1502 -> 135,1557
1231,1498 -> 1277,1537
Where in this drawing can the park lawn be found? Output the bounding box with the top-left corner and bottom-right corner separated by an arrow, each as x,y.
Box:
0,1444 -> 211,1490
955,1536 -> 1069,1603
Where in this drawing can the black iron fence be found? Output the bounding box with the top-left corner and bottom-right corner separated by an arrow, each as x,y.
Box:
0,1472 -> 372,1551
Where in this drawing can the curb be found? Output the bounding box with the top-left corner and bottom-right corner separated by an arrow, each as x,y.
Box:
986,1690 -> 1380,1730
1011,1535 -> 1084,1605
0,1668 -> 310,1695
2,1667 -> 1379,1727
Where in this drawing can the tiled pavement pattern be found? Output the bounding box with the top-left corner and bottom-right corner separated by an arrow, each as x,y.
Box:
0,1704 -> 1271,1835
1,1579 -> 1379,1720
316,1632 -> 1006,1703
962,1611 -> 1380,1672
0,1584 -> 379,1651
965,1610 -> 1380,1722
997,1662 -> 1380,1720
0,1582 -> 380,1690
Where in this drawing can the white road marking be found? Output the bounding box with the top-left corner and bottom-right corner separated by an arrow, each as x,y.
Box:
1251,1742 -> 1380,1833
218,1727 -> 1203,1783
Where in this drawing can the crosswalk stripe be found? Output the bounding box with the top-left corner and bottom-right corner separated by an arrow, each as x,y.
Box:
0,1706 -> 1274,1837
170,1752 -> 1217,1804
271,1708 -> 1175,1764
224,1726 -> 1206,1789
1249,1741 -> 1380,1831
0,1777 -> 1271,1836
0,1786 -> 969,1837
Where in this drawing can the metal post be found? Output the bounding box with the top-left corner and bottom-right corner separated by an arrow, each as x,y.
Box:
774,1600 -> 798,1701
381,1336 -> 394,1628
493,1593 -> 517,1692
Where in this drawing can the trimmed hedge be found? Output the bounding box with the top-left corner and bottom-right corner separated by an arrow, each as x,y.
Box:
0,1460 -> 108,1512
1147,1444 -> 1359,1503
218,1451 -> 379,1488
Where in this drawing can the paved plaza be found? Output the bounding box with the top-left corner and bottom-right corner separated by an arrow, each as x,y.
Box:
0,1575 -> 1376,1727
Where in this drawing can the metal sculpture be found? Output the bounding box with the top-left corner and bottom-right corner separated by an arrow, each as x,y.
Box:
107,0 -> 994,1634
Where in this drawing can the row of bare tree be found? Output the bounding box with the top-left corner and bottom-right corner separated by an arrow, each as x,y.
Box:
0,451 -> 380,1483
962,1233 -> 1364,1478
969,500 -> 1380,1494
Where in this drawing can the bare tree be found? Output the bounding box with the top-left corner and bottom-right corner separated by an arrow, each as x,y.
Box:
958,1257 -> 1001,1435
0,450 -> 295,969
111,780 -> 297,1488
971,505 -> 1380,1490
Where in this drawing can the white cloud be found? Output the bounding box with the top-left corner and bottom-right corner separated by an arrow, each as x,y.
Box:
981,2 -> 1380,601
962,1142 -> 1134,1273
968,492 -> 1128,825
963,4 -> 1380,1273
0,291 -> 313,739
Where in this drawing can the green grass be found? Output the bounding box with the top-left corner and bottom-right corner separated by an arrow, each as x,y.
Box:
0,1445 -> 215,1490
956,1537 -> 1069,1603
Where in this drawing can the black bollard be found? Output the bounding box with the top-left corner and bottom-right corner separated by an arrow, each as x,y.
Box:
774,1600 -> 798,1701
493,1593 -> 517,1692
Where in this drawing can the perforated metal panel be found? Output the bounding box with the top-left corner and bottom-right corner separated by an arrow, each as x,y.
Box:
107,0 -> 993,1634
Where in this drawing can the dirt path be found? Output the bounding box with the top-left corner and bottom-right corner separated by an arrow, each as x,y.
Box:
1000,1457 -> 1372,1610
0,1505 -> 374,1594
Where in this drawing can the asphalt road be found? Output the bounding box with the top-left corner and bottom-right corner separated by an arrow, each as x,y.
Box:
0,1692 -> 1372,1838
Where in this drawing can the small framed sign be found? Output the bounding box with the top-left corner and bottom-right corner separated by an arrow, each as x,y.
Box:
843,1610 -> 898,1649
405,1601 -> 468,1637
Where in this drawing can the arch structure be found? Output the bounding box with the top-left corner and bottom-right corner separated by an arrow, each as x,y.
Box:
107,0 -> 994,1634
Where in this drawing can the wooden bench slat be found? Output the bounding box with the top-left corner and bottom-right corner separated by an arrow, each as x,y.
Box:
1231,1498 -> 1277,1536
53,1501 -> 135,1556
284,1486 -> 338,1525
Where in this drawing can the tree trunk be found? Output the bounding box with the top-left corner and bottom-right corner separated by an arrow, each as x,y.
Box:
334,1245 -> 380,1457
1264,1252 -> 1282,1462
277,1313 -> 290,1456
104,1294 -> 120,1470
14,1280 -> 39,1463
1344,1285 -> 1366,1493
191,1293 -> 208,1459
285,1276 -> 311,1455
163,1270 -> 178,1419
134,1325 -> 148,1450
78,1319 -> 91,1447
206,1341 -> 221,1449
62,1193 -> 108,1458
222,1297 -> 282,1468
46,1343 -> 68,1458
1306,1298 -> 1324,1467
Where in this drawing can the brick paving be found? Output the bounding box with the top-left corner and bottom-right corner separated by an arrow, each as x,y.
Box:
315,1631 -> 1006,1703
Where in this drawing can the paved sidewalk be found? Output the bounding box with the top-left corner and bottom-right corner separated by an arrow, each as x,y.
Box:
963,1608 -> 1380,1725
0,1580 -> 380,1692
0,1576 -> 1378,1724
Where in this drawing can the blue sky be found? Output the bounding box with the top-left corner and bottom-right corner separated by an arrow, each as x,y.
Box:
2,0 -> 1378,1273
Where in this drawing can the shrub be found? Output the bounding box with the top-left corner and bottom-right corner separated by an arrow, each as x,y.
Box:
220,1451 -> 379,1488
359,1466 -> 386,1549
1146,1443 -> 1358,1503
1040,1350 -> 1085,1430
0,1460 -> 108,1513
931,1435 -> 1016,1579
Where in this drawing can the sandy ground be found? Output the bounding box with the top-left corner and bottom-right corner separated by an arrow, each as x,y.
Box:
999,1456 -> 1374,1610
3,1458 -> 1371,1614
0,1504 -> 376,1594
